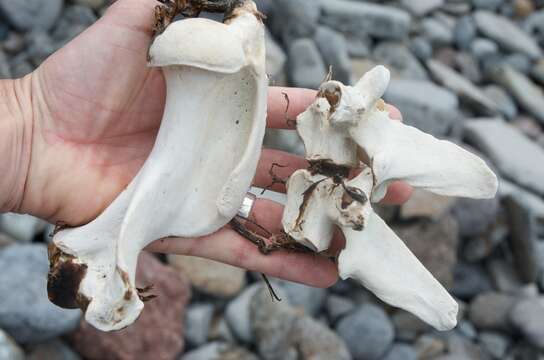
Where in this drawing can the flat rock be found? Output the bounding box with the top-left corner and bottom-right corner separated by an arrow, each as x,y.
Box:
287,38 -> 327,89
0,244 -> 81,344
468,292 -> 517,331
336,304 -> 394,360
0,0 -> 63,31
0,329 -> 24,360
373,42 -> 428,80
400,0 -> 444,16
168,255 -> 246,298
384,79 -> 460,137
320,0 -> 411,40
464,120 -> 544,196
427,59 -> 498,115
474,11 -> 542,59
510,298 -> 544,349
488,64 -> 544,125
69,252 -> 191,360
392,215 -> 459,287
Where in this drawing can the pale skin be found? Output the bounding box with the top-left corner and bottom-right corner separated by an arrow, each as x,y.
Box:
0,0 -> 412,288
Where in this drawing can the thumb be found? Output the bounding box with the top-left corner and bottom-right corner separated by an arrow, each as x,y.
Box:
102,0 -> 159,37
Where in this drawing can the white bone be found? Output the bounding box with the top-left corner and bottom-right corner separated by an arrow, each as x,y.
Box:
49,1 -> 267,332
338,213 -> 459,331
283,65 -> 499,331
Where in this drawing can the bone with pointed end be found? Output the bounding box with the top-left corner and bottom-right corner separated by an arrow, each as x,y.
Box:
47,1 -> 267,332
283,65 -> 498,331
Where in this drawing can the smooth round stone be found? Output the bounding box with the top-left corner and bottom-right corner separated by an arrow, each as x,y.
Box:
336,304 -> 394,360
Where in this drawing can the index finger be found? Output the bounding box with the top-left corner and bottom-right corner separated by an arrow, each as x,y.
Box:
267,87 -> 403,129
267,87 -> 316,129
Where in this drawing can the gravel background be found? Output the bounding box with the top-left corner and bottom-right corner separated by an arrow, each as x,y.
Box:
1,0 -> 544,359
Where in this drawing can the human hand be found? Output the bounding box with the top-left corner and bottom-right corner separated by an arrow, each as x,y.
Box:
6,0 -> 411,287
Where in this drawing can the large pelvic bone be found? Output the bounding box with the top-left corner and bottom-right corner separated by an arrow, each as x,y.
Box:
47,1 -> 267,332
283,66 -> 498,331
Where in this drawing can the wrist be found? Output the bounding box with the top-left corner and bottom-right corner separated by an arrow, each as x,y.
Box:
0,76 -> 34,213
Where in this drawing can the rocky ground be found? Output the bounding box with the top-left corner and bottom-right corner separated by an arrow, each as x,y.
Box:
1,0 -> 544,359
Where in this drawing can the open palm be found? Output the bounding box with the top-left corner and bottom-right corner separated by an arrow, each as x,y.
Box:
17,0 -> 410,287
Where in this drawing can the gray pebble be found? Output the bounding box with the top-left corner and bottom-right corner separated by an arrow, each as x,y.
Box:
454,16 -> 477,50
472,0 -> 504,11
464,120 -> 544,196
410,36 -> 433,61
468,292 -> 517,331
384,79 -> 460,137
320,0 -> 412,40
421,17 -> 454,46
181,342 -> 259,360
509,298 -> 544,349
451,263 -> 493,300
269,0 -> 319,45
400,0 -> 444,17
314,26 -> 352,85
0,329 -> 24,360
224,284 -> 262,343
287,38 -> 327,89
336,304 -> 394,360
482,85 -> 518,119
373,42 -> 429,80
470,38 -> 499,60
0,0 -> 63,31
0,244 -> 81,344
0,50 -> 10,79
278,280 -> 327,317
0,213 -> 46,243
452,197 -> 500,237
184,303 -> 215,348
479,331 -> 510,359
325,295 -> 355,324
474,11 -> 542,60
26,339 -> 81,360
382,343 -> 417,360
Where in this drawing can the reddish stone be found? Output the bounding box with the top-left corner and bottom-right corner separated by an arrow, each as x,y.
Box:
68,252 -> 191,360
